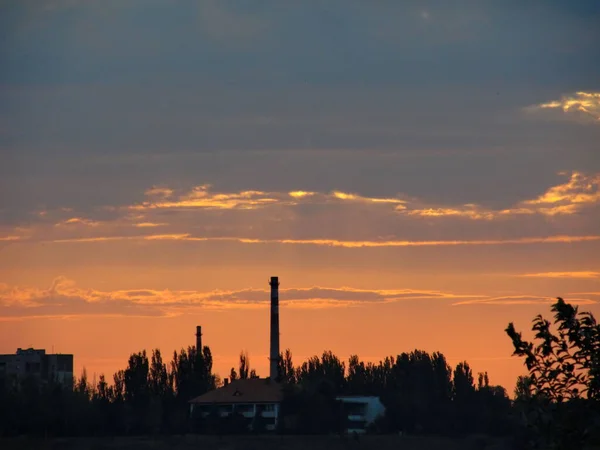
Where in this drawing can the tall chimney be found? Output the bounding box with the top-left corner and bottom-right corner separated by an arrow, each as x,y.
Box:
269,276 -> 280,380
196,326 -> 202,352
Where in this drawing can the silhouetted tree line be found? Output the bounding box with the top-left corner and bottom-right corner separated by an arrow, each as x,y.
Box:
275,349 -> 512,436
0,346 -> 216,437
1,297 -> 598,447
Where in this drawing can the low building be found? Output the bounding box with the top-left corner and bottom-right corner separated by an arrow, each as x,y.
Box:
0,348 -> 73,387
189,378 -> 283,431
336,395 -> 386,434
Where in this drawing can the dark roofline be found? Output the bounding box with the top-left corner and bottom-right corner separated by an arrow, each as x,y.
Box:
188,399 -> 280,405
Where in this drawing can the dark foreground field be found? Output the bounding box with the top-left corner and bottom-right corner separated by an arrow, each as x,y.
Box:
0,434 -> 514,450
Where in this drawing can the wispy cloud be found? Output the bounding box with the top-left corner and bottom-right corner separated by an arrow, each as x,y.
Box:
520,271 -> 600,279
0,236 -> 21,242
124,171 -> 600,219
3,277 -> 591,320
453,295 -> 597,306
331,191 -> 407,206
47,234 -> 600,247
131,185 -> 281,211
133,222 -> 167,228
144,186 -> 174,198
523,171 -> 600,209
525,91 -> 600,123
0,278 -> 484,320
130,185 -> 408,211
55,217 -> 101,227
405,172 -> 600,219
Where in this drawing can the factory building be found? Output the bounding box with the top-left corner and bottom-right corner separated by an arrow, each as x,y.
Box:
190,377 -> 283,431
190,276 -> 283,431
189,276 -> 386,434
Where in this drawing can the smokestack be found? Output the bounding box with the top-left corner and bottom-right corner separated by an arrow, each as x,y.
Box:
196,326 -> 202,352
269,276 -> 280,380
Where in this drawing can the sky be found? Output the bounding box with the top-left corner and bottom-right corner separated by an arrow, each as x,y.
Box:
1,0 -> 599,394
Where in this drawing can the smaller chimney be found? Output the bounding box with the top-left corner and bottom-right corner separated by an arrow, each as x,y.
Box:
224,378 -> 229,387
196,326 -> 202,352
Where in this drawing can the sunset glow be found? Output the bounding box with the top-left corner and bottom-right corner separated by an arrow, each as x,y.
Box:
1,0 -> 599,397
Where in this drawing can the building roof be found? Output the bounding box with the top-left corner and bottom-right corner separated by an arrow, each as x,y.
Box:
189,378 -> 284,405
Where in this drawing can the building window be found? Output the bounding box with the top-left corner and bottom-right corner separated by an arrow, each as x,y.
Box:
235,404 -> 254,414
344,402 -> 367,416
218,405 -> 233,415
347,419 -> 367,430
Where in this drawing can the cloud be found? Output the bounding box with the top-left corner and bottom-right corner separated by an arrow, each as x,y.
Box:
523,171 -> 600,209
525,91 -> 600,123
331,191 -> 407,206
47,234 -> 600,248
133,222 -> 167,228
568,292 -> 600,297
3,278 -> 592,319
288,191 -> 315,199
4,173 -> 600,248
55,217 -> 101,227
130,185 -> 408,211
0,236 -> 21,241
131,185 -> 282,211
404,206 -> 496,220
520,271 -> 600,279
0,278 -> 484,320
453,295 -> 597,306
127,171 -> 598,219
144,186 -> 174,198
406,171 -> 600,219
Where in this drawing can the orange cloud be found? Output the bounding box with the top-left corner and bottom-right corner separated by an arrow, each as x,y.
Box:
453,295 -> 597,306
525,91 -> 600,123
47,234 -> 600,247
404,171 -> 600,219
523,171 -> 600,208
331,191 -> 406,205
132,185 -> 281,210
0,236 -> 21,241
133,222 -> 167,228
405,206 -> 496,220
131,185 -> 409,211
55,217 -> 101,227
288,191 -> 315,199
520,271 -> 600,279
118,171 -> 599,220
0,279 -> 485,320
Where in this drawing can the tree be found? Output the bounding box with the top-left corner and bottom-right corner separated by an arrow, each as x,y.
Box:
296,351 -> 346,394
514,375 -> 534,402
239,351 -> 250,380
124,351 -> 150,433
277,349 -> 296,384
124,351 -> 149,406
149,349 -> 170,397
453,361 -> 475,400
506,297 -> 600,450
507,298 -> 600,402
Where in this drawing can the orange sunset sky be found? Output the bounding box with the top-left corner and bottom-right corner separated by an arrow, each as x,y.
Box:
1,0 -> 599,394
